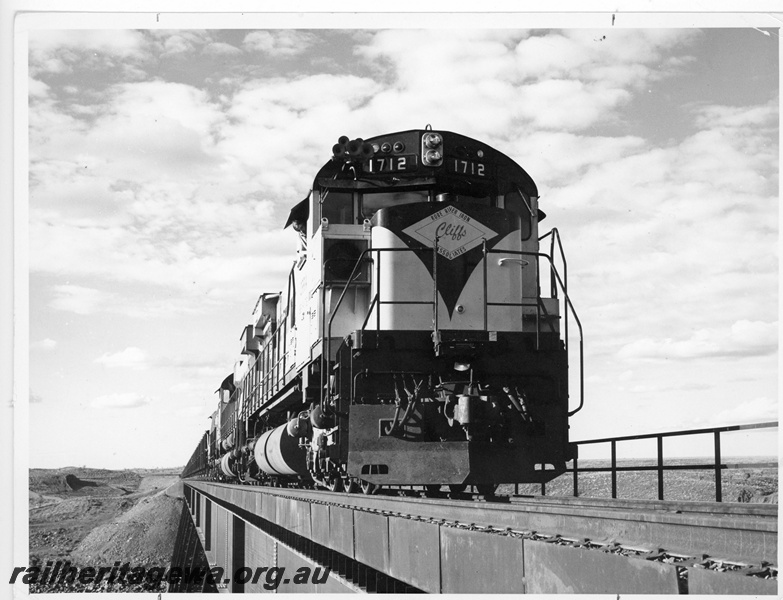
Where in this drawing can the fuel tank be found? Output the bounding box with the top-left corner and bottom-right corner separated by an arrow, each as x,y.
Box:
254,422 -> 309,476
219,452 -> 236,478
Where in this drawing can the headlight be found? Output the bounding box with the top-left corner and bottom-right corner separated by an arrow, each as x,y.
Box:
421,132 -> 444,166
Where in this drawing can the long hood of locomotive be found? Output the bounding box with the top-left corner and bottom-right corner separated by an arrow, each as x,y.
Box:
371,202 -> 530,331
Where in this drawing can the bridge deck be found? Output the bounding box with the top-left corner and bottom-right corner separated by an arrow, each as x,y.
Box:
176,481 -> 777,594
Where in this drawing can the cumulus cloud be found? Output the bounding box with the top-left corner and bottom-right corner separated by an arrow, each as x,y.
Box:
29,79 -> 227,180
31,30 -> 725,320
354,29 -> 698,135
695,102 -> 778,130
31,338 -> 57,351
28,31 -> 777,331
710,397 -> 778,426
91,392 -> 150,409
147,30 -> 217,57
513,30 -> 697,88
618,320 -> 778,361
28,77 -> 50,98
32,218 -> 295,307
218,73 -> 382,191
30,29 -> 148,57
94,347 -> 148,369
29,30 -> 150,76
49,285 -> 114,315
203,42 -> 242,56
28,69 -> 301,306
536,96 -> 777,366
242,30 -> 317,56
34,80 -> 227,184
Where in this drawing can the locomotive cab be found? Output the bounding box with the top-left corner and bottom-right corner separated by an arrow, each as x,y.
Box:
307,130 -> 554,335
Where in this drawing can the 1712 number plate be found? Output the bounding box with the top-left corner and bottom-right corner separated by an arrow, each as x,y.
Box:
366,155 -> 417,173
448,158 -> 486,177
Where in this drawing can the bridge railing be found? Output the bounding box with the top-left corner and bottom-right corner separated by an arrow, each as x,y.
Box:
560,421 -> 778,502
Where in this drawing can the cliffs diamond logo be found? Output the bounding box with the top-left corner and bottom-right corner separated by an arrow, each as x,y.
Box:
402,206 -> 498,260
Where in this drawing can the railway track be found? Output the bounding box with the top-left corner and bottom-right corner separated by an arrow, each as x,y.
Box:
193,481 -> 777,572
184,480 -> 778,593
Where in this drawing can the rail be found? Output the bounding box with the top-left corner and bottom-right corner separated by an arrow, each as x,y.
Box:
485,248 -> 584,416
564,421 -> 779,502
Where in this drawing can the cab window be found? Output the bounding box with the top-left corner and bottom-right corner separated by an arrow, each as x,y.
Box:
321,190 -> 354,226
361,190 -> 429,220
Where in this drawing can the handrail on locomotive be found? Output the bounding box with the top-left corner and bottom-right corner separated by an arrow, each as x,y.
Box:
322,237 -> 585,418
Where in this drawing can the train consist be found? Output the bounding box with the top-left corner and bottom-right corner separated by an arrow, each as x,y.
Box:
182,128 -> 583,495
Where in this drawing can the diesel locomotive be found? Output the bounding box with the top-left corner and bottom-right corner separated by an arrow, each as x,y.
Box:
182,127 -> 583,495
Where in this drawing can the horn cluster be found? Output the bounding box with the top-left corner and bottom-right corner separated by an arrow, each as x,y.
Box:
332,135 -> 376,162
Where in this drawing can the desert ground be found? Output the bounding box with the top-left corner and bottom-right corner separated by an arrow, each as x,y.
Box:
507,456 -> 778,502
29,467 -> 183,593
28,459 -> 776,593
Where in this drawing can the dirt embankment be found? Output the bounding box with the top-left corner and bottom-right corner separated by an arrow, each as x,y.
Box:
30,468 -> 142,499
69,488 -> 183,566
29,467 -> 183,593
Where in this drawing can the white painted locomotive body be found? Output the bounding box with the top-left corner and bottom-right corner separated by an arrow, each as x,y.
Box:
184,129 -> 579,490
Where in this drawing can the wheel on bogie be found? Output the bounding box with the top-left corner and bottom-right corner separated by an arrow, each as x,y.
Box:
344,478 -> 359,494
360,480 -> 378,495
326,477 -> 343,493
476,483 -> 498,496
448,484 -> 467,494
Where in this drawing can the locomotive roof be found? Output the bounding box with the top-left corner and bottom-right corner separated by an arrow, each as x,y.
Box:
312,129 -> 538,197
284,129 -> 541,230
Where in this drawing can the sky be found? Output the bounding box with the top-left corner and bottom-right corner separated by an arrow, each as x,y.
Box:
21,20 -> 779,468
